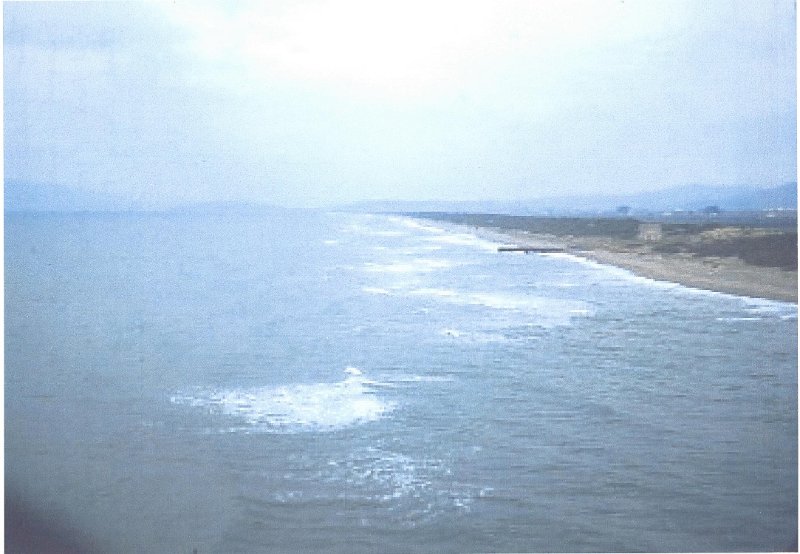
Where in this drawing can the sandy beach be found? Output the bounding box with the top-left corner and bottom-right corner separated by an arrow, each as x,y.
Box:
429,219 -> 798,304
510,231 -> 797,303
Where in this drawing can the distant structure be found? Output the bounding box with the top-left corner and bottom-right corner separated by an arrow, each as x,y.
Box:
638,223 -> 663,241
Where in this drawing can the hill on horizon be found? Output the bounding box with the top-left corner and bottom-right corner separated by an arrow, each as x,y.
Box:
342,183 -> 797,215
5,180 -> 797,214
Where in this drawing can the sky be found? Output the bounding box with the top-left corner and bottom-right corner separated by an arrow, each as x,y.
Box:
4,0 -> 796,208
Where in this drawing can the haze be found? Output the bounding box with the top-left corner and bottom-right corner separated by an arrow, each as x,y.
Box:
4,0 -> 796,208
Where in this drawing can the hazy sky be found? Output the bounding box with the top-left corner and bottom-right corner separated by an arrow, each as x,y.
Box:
4,1 -> 796,207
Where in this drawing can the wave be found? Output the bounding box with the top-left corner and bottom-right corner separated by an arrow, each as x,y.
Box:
409,287 -> 459,298
741,297 -> 798,316
385,216 -> 501,252
546,252 -> 799,307
411,287 -> 586,312
423,233 -> 499,252
439,327 -> 509,343
368,230 -> 409,237
544,253 -> 684,290
541,252 -> 797,322
171,368 -> 393,433
257,443 -> 479,527
715,316 -> 763,322
408,288 -> 592,327
392,246 -> 444,253
375,372 -> 454,384
362,286 -> 393,295
364,258 -> 454,274
341,222 -> 409,237
388,216 -> 446,234
319,446 -> 478,525
465,292 -> 547,311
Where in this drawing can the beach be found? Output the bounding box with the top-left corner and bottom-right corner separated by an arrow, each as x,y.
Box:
521,232 -> 797,303
415,214 -> 798,303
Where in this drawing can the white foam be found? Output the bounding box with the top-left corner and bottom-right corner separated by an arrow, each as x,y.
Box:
341,223 -> 369,234
439,328 -> 509,343
409,287 -> 459,298
541,251 -> 604,266
742,297 -> 798,315
715,316 -> 763,322
423,233 -> 499,252
362,286 -> 392,295
388,217 -> 446,234
336,448 -> 444,503
465,292 -> 536,310
369,230 -> 409,237
364,258 -> 454,274
476,331 -> 513,343
385,216 -> 501,251
172,368 -> 393,433
325,446 -> 476,521
341,222 -> 409,237
393,245 -> 443,254
323,239 -> 339,245
462,293 -> 592,319
409,288 -> 592,326
547,252 -> 800,305
378,373 -> 454,384
543,252 -> 684,289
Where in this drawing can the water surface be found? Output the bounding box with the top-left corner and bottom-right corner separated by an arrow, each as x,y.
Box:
6,210 -> 797,552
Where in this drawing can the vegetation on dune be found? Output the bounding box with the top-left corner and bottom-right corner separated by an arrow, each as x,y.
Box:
415,213 -> 642,238
654,232 -> 798,270
414,212 -> 798,272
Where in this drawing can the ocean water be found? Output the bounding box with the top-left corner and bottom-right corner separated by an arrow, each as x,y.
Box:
5,210 -> 797,553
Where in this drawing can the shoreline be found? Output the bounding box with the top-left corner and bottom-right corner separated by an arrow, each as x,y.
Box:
571,245 -> 797,303
432,221 -> 798,304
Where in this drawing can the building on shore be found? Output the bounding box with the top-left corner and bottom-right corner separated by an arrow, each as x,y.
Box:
638,223 -> 663,241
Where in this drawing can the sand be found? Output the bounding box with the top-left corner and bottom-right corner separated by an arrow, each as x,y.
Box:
447,224 -> 798,303
501,229 -> 797,303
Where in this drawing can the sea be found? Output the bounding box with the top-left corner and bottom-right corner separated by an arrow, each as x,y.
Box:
5,209 -> 797,553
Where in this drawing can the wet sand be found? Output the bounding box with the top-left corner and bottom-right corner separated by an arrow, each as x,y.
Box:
496,228 -> 798,303
423,219 -> 798,303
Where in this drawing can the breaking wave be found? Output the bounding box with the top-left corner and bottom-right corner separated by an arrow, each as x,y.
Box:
171,368 -> 394,433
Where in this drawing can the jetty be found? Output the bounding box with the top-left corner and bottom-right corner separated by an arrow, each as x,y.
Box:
497,246 -> 565,254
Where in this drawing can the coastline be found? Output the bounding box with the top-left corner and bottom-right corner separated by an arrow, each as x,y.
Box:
432,221 -> 798,304
572,243 -> 797,303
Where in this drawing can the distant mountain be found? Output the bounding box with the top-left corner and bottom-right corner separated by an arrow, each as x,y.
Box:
169,200 -> 287,215
340,183 -> 797,215
606,183 -> 797,212
5,181 -> 138,212
339,199 -> 526,214
6,180 -> 796,214
4,181 -> 284,214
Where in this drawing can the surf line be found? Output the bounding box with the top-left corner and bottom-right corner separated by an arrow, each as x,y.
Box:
497,246 -> 565,254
